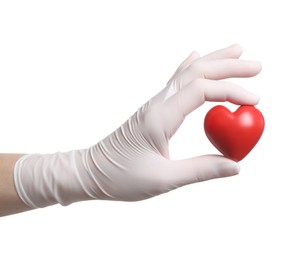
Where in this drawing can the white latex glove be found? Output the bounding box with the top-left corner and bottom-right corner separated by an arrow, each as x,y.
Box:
14,44 -> 262,208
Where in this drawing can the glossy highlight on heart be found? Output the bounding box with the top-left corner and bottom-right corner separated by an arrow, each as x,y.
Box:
204,105 -> 265,161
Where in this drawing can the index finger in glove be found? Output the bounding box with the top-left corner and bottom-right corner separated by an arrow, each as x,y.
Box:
163,78 -> 259,119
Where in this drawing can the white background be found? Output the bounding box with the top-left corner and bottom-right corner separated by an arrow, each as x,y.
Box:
0,0 -> 294,259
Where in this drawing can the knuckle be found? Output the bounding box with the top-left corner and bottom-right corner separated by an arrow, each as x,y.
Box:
191,61 -> 206,78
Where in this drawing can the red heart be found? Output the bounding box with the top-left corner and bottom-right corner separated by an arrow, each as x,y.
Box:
204,105 -> 265,161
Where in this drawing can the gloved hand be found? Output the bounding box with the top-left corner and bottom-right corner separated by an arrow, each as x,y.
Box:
14,44 -> 262,208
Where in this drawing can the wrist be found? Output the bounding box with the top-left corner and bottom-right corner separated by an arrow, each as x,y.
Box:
13,149 -> 103,208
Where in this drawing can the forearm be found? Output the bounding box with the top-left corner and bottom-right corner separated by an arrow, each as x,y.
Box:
0,149 -> 106,217
0,154 -> 31,217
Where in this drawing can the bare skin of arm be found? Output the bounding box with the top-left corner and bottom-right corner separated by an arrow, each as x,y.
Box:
0,154 -> 32,217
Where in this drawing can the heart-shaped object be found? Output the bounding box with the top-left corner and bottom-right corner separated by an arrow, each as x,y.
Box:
204,105 -> 265,161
